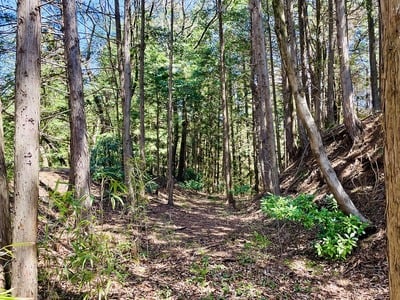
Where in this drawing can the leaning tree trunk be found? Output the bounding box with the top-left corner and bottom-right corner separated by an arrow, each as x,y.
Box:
336,0 -> 363,140
12,0 -> 41,297
63,0 -> 91,211
381,1 -> 400,296
273,0 -> 369,224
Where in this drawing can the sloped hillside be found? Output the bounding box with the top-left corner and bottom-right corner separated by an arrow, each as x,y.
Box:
281,113 -> 385,227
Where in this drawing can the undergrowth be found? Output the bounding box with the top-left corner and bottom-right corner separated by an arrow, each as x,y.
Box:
261,194 -> 368,260
40,185 -> 139,299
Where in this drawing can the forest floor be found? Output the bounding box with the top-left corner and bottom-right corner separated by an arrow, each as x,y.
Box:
37,114 -> 388,299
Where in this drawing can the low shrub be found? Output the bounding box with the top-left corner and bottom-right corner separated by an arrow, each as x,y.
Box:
261,194 -> 368,260
179,179 -> 204,191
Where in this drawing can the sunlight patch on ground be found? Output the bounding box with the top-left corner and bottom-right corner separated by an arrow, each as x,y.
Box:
285,258 -> 325,277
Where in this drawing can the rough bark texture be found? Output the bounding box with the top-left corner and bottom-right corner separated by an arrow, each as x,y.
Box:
381,1 -> 400,297
366,0 -> 380,112
63,0 -> 91,210
121,0 -> 135,206
139,0 -> 146,162
273,0 -> 369,224
218,0 -> 235,208
249,0 -> 280,195
177,98 -> 188,182
335,0 -> 363,140
0,98 -> 10,289
167,0 -> 175,206
326,0 -> 336,127
12,0 -> 41,297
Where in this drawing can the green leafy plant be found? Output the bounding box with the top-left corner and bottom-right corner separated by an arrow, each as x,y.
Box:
251,231 -> 271,250
233,184 -> 252,196
90,134 -> 123,182
190,255 -> 210,286
40,190 -> 131,299
0,290 -> 15,300
179,179 -> 204,191
261,194 -> 368,260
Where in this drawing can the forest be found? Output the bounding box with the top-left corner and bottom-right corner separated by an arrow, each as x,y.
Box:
0,0 -> 399,299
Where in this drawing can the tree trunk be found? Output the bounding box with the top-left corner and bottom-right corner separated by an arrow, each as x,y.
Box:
121,0 -> 136,206
139,0 -> 146,161
335,0 -> 363,140
63,0 -> 91,211
326,0 -> 336,127
381,1 -> 400,296
282,68 -> 297,164
218,0 -> 235,208
0,97 -> 10,289
12,0 -> 41,297
298,0 -> 311,109
177,97 -> 188,182
311,0 -> 322,128
366,0 -> 380,112
265,0 -> 282,170
249,0 -> 280,195
273,0 -> 369,224
167,0 -> 175,206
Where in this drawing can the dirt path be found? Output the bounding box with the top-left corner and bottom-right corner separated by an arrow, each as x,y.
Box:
102,189 -> 388,300
37,169 -> 387,299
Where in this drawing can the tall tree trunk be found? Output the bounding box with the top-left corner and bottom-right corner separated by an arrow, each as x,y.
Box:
63,0 -> 91,211
121,0 -> 135,206
249,0 -> 280,195
156,89 -> 161,176
381,1 -> 400,296
12,0 -> 41,297
273,0 -> 369,223
366,0 -> 380,112
114,0 -> 122,131
177,97 -> 188,182
167,0 -> 175,206
139,0 -> 146,161
298,0 -> 311,109
326,0 -> 336,127
311,0 -> 322,128
217,0 -> 235,208
335,0 -> 363,140
0,98 -> 10,289
285,0 -> 307,153
251,83 -> 260,194
265,0 -> 282,170
282,69 -> 297,164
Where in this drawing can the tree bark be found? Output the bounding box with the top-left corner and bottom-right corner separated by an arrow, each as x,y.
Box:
167,0 -> 175,206
381,1 -> 400,296
139,0 -> 146,161
273,0 -> 369,224
177,97 -> 188,182
249,0 -> 280,195
121,0 -> 135,206
335,0 -> 363,140
326,0 -> 336,127
0,97 -> 10,289
265,0 -> 282,170
12,0 -> 41,297
218,0 -> 235,208
63,0 -> 91,211
366,0 -> 380,112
